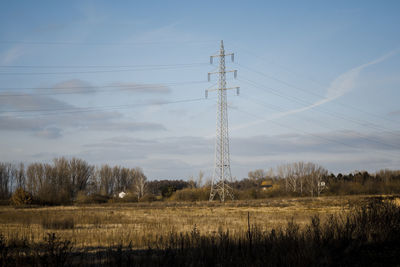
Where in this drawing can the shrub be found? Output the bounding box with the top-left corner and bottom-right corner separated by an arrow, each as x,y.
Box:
169,188 -> 209,201
161,186 -> 176,198
10,187 -> 33,206
35,233 -> 73,266
0,234 -> 9,266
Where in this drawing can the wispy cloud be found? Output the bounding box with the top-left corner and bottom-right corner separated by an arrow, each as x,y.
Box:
0,92 -> 166,138
44,80 -> 172,95
301,49 -> 399,111
0,92 -> 72,111
52,79 -> 96,93
232,49 -> 399,132
388,109 -> 400,117
34,127 -> 62,139
79,130 -> 400,179
0,45 -> 25,64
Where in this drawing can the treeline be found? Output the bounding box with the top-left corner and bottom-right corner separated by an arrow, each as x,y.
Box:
1,159 -> 400,205
0,158 -> 147,205
231,162 -> 400,199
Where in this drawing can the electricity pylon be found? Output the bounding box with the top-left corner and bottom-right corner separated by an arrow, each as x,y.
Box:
206,40 -> 239,201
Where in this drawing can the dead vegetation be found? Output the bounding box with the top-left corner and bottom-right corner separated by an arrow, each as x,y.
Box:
0,196 -> 399,266
0,195 -> 399,266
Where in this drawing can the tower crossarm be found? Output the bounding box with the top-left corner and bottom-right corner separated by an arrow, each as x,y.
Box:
208,70 -> 237,81
205,87 -> 239,99
210,53 -> 234,64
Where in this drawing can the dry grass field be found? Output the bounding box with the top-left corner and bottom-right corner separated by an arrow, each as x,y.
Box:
0,195 -> 379,249
1,195 -> 400,266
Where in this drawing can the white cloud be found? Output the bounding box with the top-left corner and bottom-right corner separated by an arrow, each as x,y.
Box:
0,92 -> 166,138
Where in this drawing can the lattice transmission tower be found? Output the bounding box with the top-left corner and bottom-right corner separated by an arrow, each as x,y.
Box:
206,40 -> 239,201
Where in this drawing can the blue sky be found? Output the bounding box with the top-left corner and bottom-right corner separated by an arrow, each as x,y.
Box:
0,1 -> 399,180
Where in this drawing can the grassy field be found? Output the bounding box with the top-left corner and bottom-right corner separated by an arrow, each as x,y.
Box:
1,195 -> 400,266
0,195 -> 385,249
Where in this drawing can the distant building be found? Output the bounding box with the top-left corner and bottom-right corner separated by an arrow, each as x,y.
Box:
260,180 -> 273,191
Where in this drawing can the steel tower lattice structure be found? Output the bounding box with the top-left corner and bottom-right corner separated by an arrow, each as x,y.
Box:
206,40 -> 239,201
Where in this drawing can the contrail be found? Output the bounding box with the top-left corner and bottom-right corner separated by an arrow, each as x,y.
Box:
231,48 -> 400,132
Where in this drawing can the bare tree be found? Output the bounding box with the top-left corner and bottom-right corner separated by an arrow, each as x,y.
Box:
248,169 -> 266,181
266,168 -> 274,179
99,164 -> 114,196
197,171 -> 204,188
112,166 -> 122,192
293,162 -> 308,195
276,162 -> 327,197
188,171 -> 204,189
69,158 -> 94,197
0,163 -> 14,199
132,167 -> 147,200
26,163 -> 44,196
13,158 -> 151,203
277,164 -> 288,191
119,167 -> 132,191
34,163 -> 57,203
277,164 -> 297,192
188,176 -> 196,189
302,163 -> 328,197
16,163 -> 25,190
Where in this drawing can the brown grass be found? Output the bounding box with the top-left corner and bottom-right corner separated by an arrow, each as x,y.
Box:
0,195 -> 391,249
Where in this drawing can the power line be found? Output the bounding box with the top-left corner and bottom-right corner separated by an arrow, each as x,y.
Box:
233,44 -> 327,88
239,76 -> 400,137
237,62 -> 400,125
0,40 -> 218,46
0,64 -> 207,75
0,97 -> 207,117
239,93 -> 400,150
0,62 -> 208,69
0,80 -> 208,96
233,45 -> 397,124
0,80 -> 206,91
0,85 -> 166,96
232,105 -> 400,159
240,76 -> 400,137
